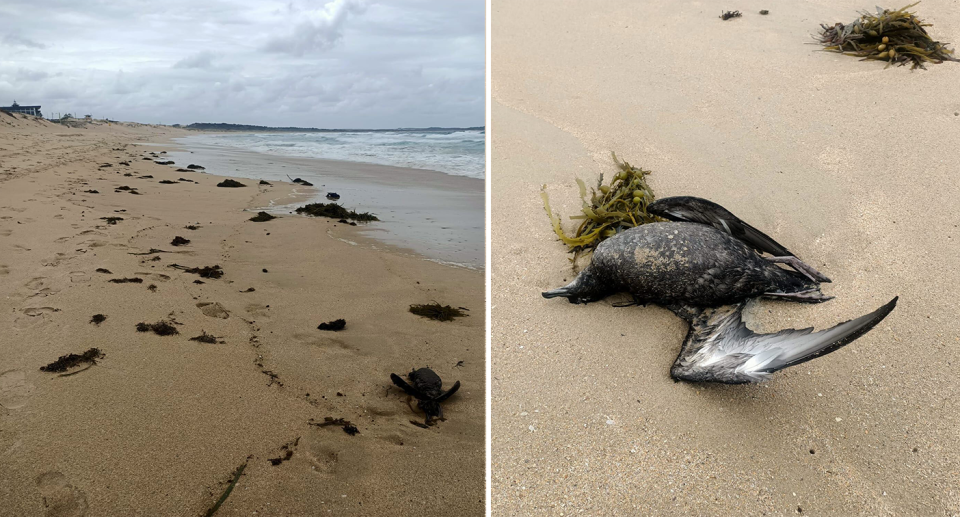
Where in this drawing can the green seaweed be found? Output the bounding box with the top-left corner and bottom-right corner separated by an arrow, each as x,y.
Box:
204,462 -> 246,517
541,152 -> 660,265
818,3 -> 959,69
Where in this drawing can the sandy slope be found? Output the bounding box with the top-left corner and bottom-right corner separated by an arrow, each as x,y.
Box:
0,114 -> 484,516
492,0 -> 960,514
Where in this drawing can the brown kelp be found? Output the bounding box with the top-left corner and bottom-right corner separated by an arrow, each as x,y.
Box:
409,303 -> 467,322
818,3 -> 958,69
295,202 -> 379,222
541,152 -> 660,264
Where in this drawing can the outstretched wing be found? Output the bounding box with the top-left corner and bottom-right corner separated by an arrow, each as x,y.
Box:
669,297 -> 898,384
391,373 -> 425,399
648,196 -> 793,257
435,380 -> 461,402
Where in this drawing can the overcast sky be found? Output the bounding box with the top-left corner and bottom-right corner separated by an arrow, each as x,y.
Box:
0,0 -> 484,128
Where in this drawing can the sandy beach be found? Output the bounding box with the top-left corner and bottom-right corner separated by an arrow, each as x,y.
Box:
492,0 -> 960,515
0,115 -> 484,515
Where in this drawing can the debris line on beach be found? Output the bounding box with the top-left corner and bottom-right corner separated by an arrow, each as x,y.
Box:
818,3 -> 958,69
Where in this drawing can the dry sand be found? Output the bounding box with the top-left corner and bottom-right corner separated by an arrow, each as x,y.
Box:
0,114 -> 484,515
492,0 -> 960,514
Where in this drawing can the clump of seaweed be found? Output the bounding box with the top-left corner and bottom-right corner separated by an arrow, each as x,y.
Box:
249,211 -> 277,222
40,348 -> 104,373
217,179 -> 246,188
187,164 -> 205,170
541,152 -> 660,264
185,225 -> 200,230
136,321 -> 179,336
109,277 -> 143,283
190,331 -> 219,344
309,417 -> 360,435
171,236 -> 190,246
259,180 -> 271,185
170,263 -> 224,278
409,303 -> 467,322
818,3 -> 958,69
100,216 -> 123,225
95,268 -> 112,274
317,319 -> 346,331
147,284 -> 158,292
159,180 -> 177,184
295,202 -> 378,222
90,314 -> 106,325
720,10 -> 742,20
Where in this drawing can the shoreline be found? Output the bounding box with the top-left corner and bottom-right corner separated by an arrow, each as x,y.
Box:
159,135 -> 485,270
0,117 -> 484,515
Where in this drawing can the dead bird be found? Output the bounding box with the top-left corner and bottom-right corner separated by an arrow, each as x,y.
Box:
390,368 -> 460,425
647,196 -> 829,283
542,223 -> 897,383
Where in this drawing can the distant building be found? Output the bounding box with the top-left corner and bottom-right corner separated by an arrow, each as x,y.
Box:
0,101 -> 42,117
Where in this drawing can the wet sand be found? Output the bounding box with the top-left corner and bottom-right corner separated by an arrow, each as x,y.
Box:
492,0 -> 960,515
165,136 -> 485,269
0,115 -> 484,515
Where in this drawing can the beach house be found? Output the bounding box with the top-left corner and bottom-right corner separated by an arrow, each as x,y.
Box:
0,101 -> 42,117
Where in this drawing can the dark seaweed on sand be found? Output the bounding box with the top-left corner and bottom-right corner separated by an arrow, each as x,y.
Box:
147,284 -> 158,292
187,164 -> 205,170
317,319 -> 346,331
190,331 -> 219,343
818,3 -> 959,69
185,225 -> 200,230
720,10 -> 742,20
295,202 -> 378,222
100,216 -> 123,225
85,189 -> 99,194
249,211 -> 277,222
95,268 -> 112,274
90,314 -> 107,325
170,263 -> 224,278
109,277 -> 143,283
155,161 -> 174,165
136,321 -> 179,336
159,180 -> 177,184
310,417 -> 359,435
204,462 -> 246,517
409,303 -> 467,322
40,348 -> 104,373
217,179 -> 246,188
170,236 -> 191,246
259,180 -> 271,185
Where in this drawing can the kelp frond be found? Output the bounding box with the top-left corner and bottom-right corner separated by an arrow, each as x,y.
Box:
817,3 -> 958,69
541,152 -> 661,265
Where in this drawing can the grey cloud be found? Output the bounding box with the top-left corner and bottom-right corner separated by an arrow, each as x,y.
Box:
2,32 -> 47,49
263,0 -> 367,56
173,51 -> 219,69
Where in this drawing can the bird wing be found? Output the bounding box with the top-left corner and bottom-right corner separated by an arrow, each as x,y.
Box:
391,373 -> 425,399
435,380 -> 461,402
649,196 -> 793,257
669,297 -> 898,383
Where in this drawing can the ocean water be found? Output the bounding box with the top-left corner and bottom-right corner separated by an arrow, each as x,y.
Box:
175,129 -> 485,180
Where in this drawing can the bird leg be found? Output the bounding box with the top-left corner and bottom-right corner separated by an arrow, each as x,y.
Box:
767,256 -> 831,283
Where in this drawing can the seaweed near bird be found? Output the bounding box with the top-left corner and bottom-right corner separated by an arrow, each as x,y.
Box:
409,302 -> 467,322
817,2 -> 959,69
541,152 -> 660,265
294,202 -> 379,222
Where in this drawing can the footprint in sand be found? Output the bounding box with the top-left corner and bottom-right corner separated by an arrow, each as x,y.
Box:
14,307 -> 60,330
69,272 -> 90,284
0,229 -> 12,237
0,370 -> 35,410
35,471 -> 88,517
244,304 -> 271,319
197,302 -> 229,319
0,265 -> 9,275
22,307 -> 59,317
